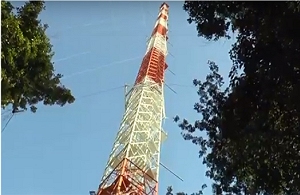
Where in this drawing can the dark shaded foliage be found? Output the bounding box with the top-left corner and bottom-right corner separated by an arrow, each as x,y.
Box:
175,2 -> 300,194
166,185 -> 207,195
1,1 -> 75,113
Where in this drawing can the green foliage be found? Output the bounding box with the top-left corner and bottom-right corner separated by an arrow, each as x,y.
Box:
166,186 -> 206,195
166,186 -> 189,195
175,1 -> 300,194
1,1 -> 75,113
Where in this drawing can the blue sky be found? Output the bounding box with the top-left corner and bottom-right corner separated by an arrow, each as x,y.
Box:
2,2 -> 236,195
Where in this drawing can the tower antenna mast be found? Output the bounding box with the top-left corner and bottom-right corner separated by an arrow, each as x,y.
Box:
92,3 -> 170,195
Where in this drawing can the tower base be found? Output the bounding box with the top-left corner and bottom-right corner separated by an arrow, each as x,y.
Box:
97,158 -> 158,195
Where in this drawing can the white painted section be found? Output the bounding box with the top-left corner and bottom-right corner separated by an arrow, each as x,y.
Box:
145,33 -> 168,56
154,20 -> 159,29
161,10 -> 168,17
100,78 -> 166,191
153,16 -> 168,30
158,19 -> 167,30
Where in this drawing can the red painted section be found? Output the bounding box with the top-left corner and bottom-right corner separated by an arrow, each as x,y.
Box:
135,47 -> 167,86
151,24 -> 167,37
97,158 -> 158,195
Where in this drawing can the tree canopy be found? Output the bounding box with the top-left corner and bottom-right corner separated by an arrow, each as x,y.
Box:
1,1 -> 75,113
175,2 -> 300,194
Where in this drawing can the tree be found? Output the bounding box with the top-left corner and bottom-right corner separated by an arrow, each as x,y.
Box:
1,1 -> 75,113
175,2 -> 300,194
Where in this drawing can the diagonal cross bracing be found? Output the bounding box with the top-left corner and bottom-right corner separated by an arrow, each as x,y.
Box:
100,78 -> 165,185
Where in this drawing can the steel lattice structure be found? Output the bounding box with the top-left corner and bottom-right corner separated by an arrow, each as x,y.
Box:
94,3 -> 169,195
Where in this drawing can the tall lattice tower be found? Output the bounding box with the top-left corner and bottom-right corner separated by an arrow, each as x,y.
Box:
93,2 -> 169,195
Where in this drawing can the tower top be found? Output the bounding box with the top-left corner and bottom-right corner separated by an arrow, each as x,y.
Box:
134,1 -> 169,86
160,2 -> 169,9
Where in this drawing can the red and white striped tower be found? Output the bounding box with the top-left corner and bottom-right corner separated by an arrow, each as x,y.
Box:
94,2 -> 169,195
